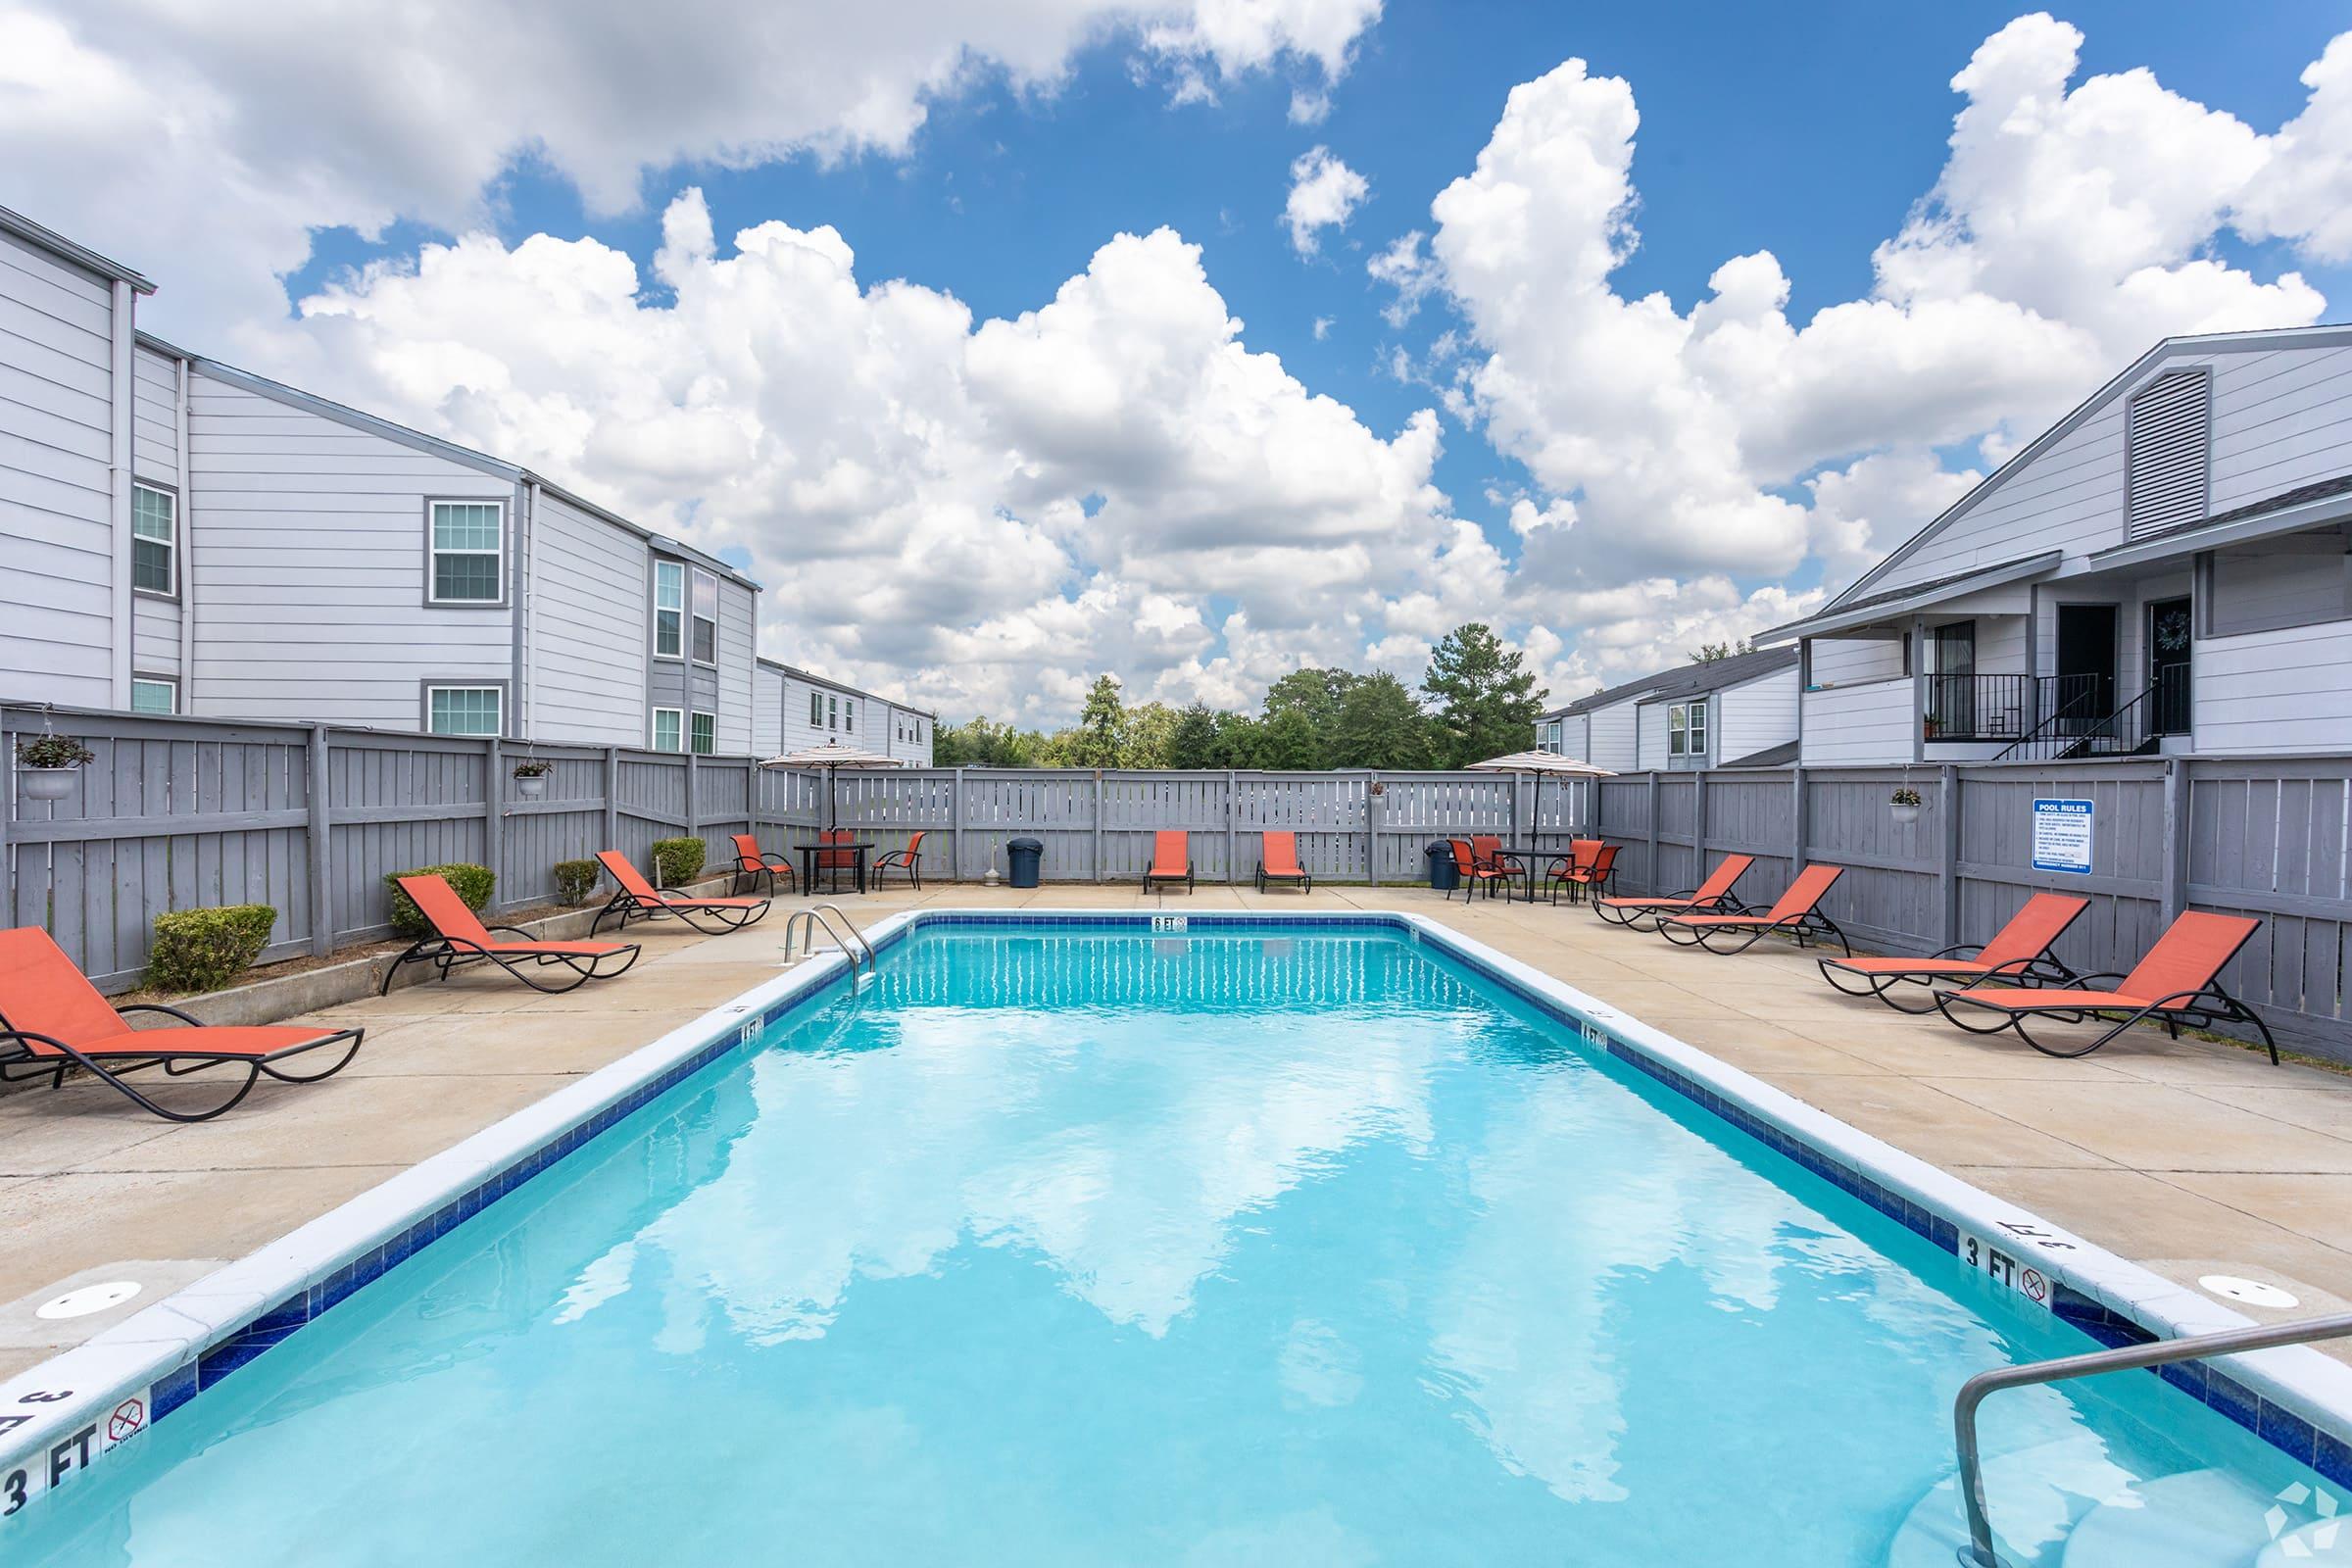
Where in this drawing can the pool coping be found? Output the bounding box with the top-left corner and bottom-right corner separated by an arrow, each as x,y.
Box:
4,907 -> 2348,1527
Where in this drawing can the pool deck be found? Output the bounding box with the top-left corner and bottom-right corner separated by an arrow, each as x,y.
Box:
5,880 -> 2350,1379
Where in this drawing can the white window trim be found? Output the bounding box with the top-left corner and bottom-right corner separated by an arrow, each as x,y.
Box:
827,694 -> 839,731
653,560 -> 685,660
808,690 -> 822,726
652,707 -> 684,753
690,710 -> 716,755
130,673 -> 179,714
426,499 -> 506,607
425,683 -> 505,737
130,481 -> 178,600
690,567 -> 719,667
1668,697 -> 1708,759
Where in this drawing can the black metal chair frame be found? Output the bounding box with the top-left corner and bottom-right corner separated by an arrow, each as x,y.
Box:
1593,885 -> 1752,930
1818,946 -> 2078,1015
1544,853 -> 1618,906
731,848 -> 797,899
378,929 -> 643,996
0,1004 -> 365,1123
1659,905 -> 1851,956
1936,972 -> 2278,1064
1144,860 -> 1196,895
591,887 -> 770,937
1255,860 -> 1310,894
872,837 -> 926,892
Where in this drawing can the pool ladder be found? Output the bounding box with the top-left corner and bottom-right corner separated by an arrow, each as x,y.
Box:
782,904 -> 876,978
1952,1307 -> 2352,1566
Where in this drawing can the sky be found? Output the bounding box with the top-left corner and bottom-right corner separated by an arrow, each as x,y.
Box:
8,1 -> 2352,725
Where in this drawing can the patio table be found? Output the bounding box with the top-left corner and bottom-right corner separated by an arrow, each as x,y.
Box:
793,840 -> 874,897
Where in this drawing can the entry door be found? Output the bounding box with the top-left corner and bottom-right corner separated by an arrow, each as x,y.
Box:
2054,604 -> 2117,732
2146,597 -> 2192,735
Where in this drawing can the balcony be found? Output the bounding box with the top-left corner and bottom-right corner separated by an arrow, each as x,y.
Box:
1922,669 -> 2190,760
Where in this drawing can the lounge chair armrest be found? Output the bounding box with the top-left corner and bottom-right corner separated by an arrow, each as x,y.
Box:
114,1002 -> 205,1028
487,925 -> 538,940
2074,970 -> 2129,987
1929,942 -> 1985,959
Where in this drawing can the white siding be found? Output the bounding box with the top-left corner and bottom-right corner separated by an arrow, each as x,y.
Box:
1809,635 -> 1904,686
185,371 -> 514,728
1636,701 -> 1672,769
885,705 -> 934,764
716,579 -> 757,754
131,344 -> 179,486
527,490 -> 644,745
0,230 -> 117,705
1587,699 -> 1641,770
754,662 -> 785,756
1716,665 -> 1797,763
2194,619 -> 2352,754
1801,680 -> 1913,765
1557,713 -> 1591,766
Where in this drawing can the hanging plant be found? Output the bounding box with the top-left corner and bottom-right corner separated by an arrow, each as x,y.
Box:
1889,784 -> 1923,824
512,756 -> 554,798
16,734 -> 95,801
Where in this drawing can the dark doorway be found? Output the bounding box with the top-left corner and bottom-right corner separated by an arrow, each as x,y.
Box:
1926,620 -> 1977,737
2054,604 -> 2117,733
2146,597 -> 2192,735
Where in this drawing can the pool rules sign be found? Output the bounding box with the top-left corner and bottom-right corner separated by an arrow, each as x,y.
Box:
2031,798 -> 2094,875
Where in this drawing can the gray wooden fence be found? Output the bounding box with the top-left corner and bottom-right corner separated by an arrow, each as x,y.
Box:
6,704 -> 2346,1060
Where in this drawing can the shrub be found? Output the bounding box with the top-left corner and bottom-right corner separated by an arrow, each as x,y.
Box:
553,858 -> 600,906
16,735 -> 95,769
146,905 -> 277,993
651,837 -> 706,887
383,862 -> 496,937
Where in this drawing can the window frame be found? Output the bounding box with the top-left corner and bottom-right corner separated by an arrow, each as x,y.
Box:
652,559 -> 685,660
652,707 -> 684,753
1668,697 -> 1708,759
690,711 -> 715,755
690,568 -> 718,666
129,674 -> 178,714
844,699 -> 856,734
827,695 -> 839,731
424,498 -> 507,608
423,683 -> 505,738
130,481 -> 178,600
808,690 -> 823,727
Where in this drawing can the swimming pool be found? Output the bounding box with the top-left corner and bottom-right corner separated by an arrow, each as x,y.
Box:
5,916 -> 2346,1565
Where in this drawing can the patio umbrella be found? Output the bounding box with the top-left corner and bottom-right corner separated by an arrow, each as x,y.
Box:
759,740 -> 904,829
1463,750 -> 1617,847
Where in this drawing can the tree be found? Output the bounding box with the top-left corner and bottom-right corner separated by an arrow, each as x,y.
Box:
1422,622 -> 1547,768
1262,666 -> 1359,763
933,714 -> 1038,767
1254,706 -> 1323,769
1688,638 -> 1754,663
1165,704 -> 1221,769
1051,674 -> 1127,768
1209,711 -> 1264,768
1121,702 -> 1182,768
1331,672 -> 1438,769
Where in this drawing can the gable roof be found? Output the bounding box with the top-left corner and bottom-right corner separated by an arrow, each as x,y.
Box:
757,657 -> 936,719
0,206 -> 155,294
1761,550 -> 2060,642
1546,644 -> 1795,718
1820,321 -> 2352,619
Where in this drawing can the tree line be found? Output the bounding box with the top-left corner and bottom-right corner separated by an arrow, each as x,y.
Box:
934,622 -> 1546,772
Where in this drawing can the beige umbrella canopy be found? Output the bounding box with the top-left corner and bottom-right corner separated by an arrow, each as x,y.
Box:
760,740 -> 904,828
1463,750 -> 1616,843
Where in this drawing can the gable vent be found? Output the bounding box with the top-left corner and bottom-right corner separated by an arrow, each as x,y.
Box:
2125,368 -> 2210,539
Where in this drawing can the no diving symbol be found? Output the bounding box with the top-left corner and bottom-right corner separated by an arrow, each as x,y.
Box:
2020,1268 -> 2049,1306
106,1398 -> 143,1444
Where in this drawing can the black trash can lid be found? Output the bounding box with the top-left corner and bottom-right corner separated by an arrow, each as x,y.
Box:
1007,837 -> 1045,850
1426,840 -> 1454,853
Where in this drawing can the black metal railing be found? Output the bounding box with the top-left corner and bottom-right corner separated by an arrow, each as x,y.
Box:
1923,674 -> 2101,743
2151,660 -> 2191,736
1995,682 -> 2161,761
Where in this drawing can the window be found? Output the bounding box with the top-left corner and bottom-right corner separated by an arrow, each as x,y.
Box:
2125,369 -> 2210,540
130,675 -> 177,714
844,700 -> 856,734
652,708 -> 683,753
690,712 -> 715,755
827,695 -> 838,731
691,569 -> 718,664
653,561 -> 684,658
131,484 -> 176,595
428,686 -> 503,736
1668,698 -> 1707,759
808,691 -> 822,727
429,501 -> 503,603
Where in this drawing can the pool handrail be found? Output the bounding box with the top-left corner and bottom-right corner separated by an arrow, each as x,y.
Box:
783,904 -> 875,976
1953,1309 -> 2352,1567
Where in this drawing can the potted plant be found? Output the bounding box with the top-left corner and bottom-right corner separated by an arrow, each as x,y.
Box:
512,757 -> 555,799
15,734 -> 95,802
1889,785 -> 1923,824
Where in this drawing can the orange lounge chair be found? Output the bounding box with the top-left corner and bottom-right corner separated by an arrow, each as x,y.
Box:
1145,830 -> 1194,894
383,874 -> 642,996
873,830 -> 928,892
1594,853 -> 1754,929
1255,831 -> 1310,894
730,834 -> 797,898
1547,841 -> 1619,905
1446,839 -> 1519,903
1659,864 -> 1848,955
0,927 -> 364,1122
1936,910 -> 2276,1063
591,850 -> 771,936
1817,893 -> 2086,1013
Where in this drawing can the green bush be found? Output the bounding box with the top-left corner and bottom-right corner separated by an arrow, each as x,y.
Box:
651,837 -> 706,888
383,862 -> 496,937
553,858 -> 600,906
145,905 -> 277,993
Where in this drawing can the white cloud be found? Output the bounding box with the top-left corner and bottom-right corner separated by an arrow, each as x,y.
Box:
1283,146 -> 1371,255
1312,314 -> 1335,339
1365,230 -> 1439,325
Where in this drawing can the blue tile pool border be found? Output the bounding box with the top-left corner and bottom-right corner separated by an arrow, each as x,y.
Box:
5,906 -> 2348,1525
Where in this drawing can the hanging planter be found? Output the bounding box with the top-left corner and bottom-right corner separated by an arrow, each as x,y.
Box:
15,734 -> 95,802
1889,785 -> 1923,825
512,758 -> 554,800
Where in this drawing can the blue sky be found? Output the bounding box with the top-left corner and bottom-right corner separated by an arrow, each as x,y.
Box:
21,0 -> 2352,719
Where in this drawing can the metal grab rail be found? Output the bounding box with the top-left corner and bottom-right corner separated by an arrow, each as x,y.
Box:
781,904 -> 876,977
1955,1310 -> 2352,1567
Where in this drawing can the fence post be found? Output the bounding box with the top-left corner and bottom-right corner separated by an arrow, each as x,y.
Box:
953,766 -> 965,882
1645,771 -> 1660,896
1367,773 -> 1382,887
685,751 -> 699,848
1790,764 -> 1808,873
1094,770 -> 1104,884
1938,763 -> 1961,947
484,736 -> 504,906
1226,770 -> 1238,885
603,747 -> 619,853
1693,768 -> 1709,875
307,724 -> 332,956
2162,758 -> 2187,922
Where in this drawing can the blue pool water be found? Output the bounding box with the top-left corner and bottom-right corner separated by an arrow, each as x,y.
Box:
7,926 -> 2328,1565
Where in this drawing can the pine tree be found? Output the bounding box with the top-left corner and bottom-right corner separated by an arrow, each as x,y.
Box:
1422,623 -> 1546,768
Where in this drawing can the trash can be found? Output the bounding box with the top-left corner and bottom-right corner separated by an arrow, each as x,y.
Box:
1006,837 -> 1045,889
1426,841 -> 1459,892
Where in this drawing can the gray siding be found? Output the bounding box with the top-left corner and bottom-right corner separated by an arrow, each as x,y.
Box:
753,662 -> 785,756
1635,700 -> 1677,768
129,344 -> 184,684
1716,665 -> 1797,762
1800,680 -> 1911,765
528,489 -> 645,745
185,370 -> 514,728
1587,700 -> 1641,771
0,229 -> 116,706
717,579 -> 757,753
2193,618 -> 2352,754
884,704 -> 934,764
1809,635 -> 1903,686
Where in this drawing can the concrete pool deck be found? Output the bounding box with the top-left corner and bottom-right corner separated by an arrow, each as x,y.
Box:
4,880 -> 2349,1379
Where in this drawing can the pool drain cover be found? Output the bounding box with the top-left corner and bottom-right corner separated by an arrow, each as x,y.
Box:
2199,1274 -> 2298,1308
36,1280 -> 143,1319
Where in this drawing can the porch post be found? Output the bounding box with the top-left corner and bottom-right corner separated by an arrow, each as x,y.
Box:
1910,614 -> 1928,763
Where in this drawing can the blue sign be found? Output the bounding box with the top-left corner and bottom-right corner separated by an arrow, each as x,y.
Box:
2031,799 -> 2095,875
